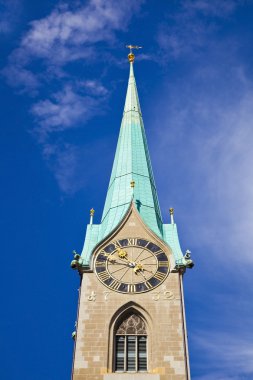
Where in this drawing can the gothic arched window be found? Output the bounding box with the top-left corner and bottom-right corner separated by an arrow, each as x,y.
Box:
114,313 -> 147,372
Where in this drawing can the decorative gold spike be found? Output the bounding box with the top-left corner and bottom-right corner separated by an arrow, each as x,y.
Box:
90,208 -> 95,216
130,180 -> 135,188
169,208 -> 174,215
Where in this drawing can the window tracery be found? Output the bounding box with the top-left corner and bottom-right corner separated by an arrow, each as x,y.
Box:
116,313 -> 147,335
114,312 -> 147,372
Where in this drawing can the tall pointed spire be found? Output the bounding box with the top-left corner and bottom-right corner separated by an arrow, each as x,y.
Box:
98,50 -> 163,240
80,49 -> 186,268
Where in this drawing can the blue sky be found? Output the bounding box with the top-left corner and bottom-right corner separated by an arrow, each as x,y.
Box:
1,1 -> 253,379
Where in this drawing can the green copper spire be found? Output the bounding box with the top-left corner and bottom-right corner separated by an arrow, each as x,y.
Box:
79,50 -> 187,269
98,54 -> 163,241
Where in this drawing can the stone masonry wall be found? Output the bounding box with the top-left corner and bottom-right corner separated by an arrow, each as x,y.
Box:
72,208 -> 189,380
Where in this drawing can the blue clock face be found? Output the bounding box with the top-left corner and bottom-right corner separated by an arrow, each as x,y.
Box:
94,238 -> 170,293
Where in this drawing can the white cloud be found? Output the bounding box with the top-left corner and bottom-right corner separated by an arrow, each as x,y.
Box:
42,139 -> 112,194
192,330 -> 253,379
4,0 -> 144,88
42,143 -> 87,194
157,0 -> 241,59
21,0 -> 141,64
2,63 -> 39,93
31,84 -> 105,142
0,0 -> 21,34
2,0 -> 145,193
81,80 -> 108,96
182,0 -> 239,17
151,60 -> 253,267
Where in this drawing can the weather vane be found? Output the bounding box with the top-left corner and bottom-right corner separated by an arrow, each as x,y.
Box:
126,45 -> 142,63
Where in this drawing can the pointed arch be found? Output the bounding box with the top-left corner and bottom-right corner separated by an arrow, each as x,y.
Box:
90,203 -> 173,270
107,302 -> 152,373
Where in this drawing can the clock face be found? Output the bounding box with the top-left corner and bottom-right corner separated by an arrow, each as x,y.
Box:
94,238 -> 169,293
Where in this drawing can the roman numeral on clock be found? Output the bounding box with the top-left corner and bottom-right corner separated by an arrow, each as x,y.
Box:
113,240 -> 121,248
127,284 -> 136,293
98,271 -> 111,282
144,281 -> 153,290
158,261 -> 169,267
127,238 -> 137,246
100,249 -> 109,257
95,261 -> 106,267
153,271 -> 166,281
154,249 -> 163,256
110,279 -> 121,290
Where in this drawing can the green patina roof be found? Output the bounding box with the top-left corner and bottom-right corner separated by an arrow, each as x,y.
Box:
80,61 -> 185,267
98,62 -> 163,241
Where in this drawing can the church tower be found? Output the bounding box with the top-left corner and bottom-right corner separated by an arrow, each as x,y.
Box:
71,48 -> 194,380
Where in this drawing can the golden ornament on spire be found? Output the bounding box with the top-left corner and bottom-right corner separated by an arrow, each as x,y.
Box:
126,45 -> 142,63
90,208 -> 95,216
169,208 -> 174,215
130,180 -> 135,188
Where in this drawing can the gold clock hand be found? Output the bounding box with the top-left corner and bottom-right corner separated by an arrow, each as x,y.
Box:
102,251 -> 129,265
133,263 -> 143,273
116,248 -> 135,265
142,268 -> 154,274
108,260 -> 129,267
137,270 -> 147,281
116,247 -> 128,259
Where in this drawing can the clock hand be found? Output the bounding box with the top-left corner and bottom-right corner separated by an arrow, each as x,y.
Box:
102,251 -> 129,265
134,262 -> 153,278
116,247 -> 128,259
108,260 -> 129,267
137,269 -> 147,281
133,263 -> 143,273
102,252 -> 115,261
142,268 -> 154,274
116,248 -> 135,265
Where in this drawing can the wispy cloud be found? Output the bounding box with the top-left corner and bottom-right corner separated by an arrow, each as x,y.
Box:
192,330 -> 253,379
152,55 -> 253,266
4,0 -> 144,89
0,0 -> 21,34
81,80 -> 109,96
2,63 -> 39,94
19,1 -> 142,65
182,0 -> 239,17
157,0 -> 241,59
31,82 -> 106,142
42,138 -> 112,195
42,143 -> 87,194
3,0 -> 144,194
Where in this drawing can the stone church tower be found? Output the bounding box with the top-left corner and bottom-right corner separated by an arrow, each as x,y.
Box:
71,48 -> 194,380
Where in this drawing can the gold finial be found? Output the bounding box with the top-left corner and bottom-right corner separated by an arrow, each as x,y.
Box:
90,208 -> 95,216
169,208 -> 174,215
126,45 -> 142,63
130,180 -> 135,188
